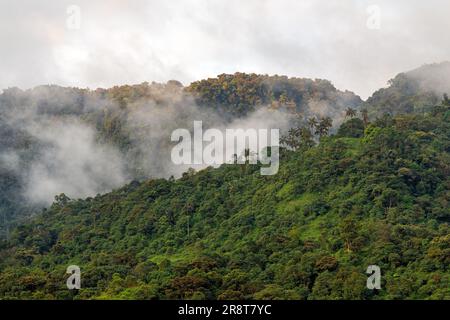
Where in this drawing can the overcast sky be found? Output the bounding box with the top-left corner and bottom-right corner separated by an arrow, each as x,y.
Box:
0,0 -> 449,99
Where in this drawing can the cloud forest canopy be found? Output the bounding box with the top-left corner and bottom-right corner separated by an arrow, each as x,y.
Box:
2,62 -> 448,237
0,73 -> 362,237
0,102 -> 449,299
0,64 -> 449,300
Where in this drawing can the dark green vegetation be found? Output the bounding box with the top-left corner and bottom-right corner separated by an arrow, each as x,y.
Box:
0,101 -> 448,299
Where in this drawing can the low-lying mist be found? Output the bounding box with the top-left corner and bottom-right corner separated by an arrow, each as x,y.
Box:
0,84 -> 297,209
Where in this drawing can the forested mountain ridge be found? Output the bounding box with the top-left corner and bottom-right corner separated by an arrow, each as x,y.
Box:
365,62 -> 450,116
0,74 -> 362,237
0,102 -> 448,300
187,73 -> 362,117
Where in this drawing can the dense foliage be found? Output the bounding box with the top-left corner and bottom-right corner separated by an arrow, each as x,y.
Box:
0,75 -> 362,237
0,104 -> 448,300
187,73 -> 362,117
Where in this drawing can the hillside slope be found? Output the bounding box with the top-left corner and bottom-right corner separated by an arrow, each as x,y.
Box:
0,75 -> 362,237
0,104 -> 448,300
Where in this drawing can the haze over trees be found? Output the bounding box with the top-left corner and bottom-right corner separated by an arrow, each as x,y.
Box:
364,62 -> 450,116
0,74 -> 362,236
0,99 -> 449,299
0,63 -> 449,300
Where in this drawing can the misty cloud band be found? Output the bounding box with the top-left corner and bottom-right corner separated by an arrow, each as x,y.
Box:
171,121 -> 280,175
